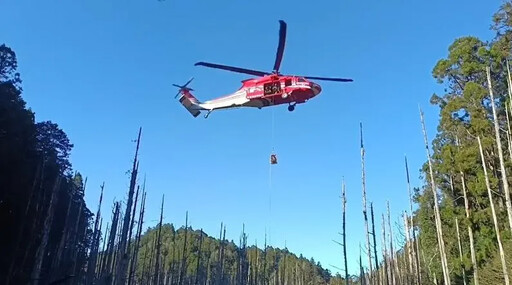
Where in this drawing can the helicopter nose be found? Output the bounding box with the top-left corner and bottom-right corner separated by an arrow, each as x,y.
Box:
311,82 -> 321,95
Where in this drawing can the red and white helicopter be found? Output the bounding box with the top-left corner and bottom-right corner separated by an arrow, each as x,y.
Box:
174,20 -> 353,118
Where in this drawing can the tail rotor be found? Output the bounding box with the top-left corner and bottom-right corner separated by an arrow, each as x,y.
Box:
173,77 -> 194,98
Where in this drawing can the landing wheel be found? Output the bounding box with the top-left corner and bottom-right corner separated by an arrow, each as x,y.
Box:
288,104 -> 295,112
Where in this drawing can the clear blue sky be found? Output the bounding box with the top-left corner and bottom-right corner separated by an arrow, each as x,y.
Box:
1,0 -> 500,276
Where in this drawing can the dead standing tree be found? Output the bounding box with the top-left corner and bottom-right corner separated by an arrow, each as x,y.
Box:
486,66 -> 512,232
477,136 -> 510,285
153,195 -> 165,285
370,202 -> 379,282
419,107 -> 451,285
179,211 -> 189,285
86,183 -> 104,284
30,176 -> 61,285
455,217 -> 467,285
387,201 -> 396,285
381,214 -> 389,285
195,228 -> 204,285
360,122 -> 373,283
404,156 -> 421,285
342,180 -> 349,285
128,190 -> 146,285
115,127 -> 142,285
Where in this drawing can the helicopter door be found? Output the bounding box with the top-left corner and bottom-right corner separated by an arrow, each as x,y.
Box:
263,81 -> 281,96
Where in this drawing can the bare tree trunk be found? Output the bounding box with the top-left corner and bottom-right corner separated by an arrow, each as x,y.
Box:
403,211 -> 414,284
263,234 -> 267,285
507,59 -> 512,159
459,170 -> 478,285
360,122 -> 373,282
154,195 -> 165,285
217,223 -> 224,285
170,227 -> 177,285
195,229 -> 204,285
19,161 -> 50,277
342,180 -> 349,285
455,217 -> 467,285
370,202 -> 379,280
359,244 -> 367,285
71,196 -> 86,275
115,127 -> 142,285
98,222 -> 110,278
387,201 -> 396,285
145,229 -> 157,284
382,214 -> 390,285
103,202 -> 121,279
404,156 -> 421,285
255,240 -> 259,285
6,160 -> 43,285
31,176 -> 61,285
127,189 -> 142,285
419,107 -> 451,285
507,59 -> 512,104
179,211 -> 189,285
487,66 -> 512,232
86,183 -> 104,284
477,135 -> 510,285
505,102 -> 512,158
128,190 -> 146,285
421,245 -> 434,284
127,184 -> 140,248
51,177 -> 75,276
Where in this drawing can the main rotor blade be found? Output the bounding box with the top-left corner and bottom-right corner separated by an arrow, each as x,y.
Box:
273,20 -> 287,73
304,75 -> 353,82
195,62 -> 269,77
183,77 -> 194,87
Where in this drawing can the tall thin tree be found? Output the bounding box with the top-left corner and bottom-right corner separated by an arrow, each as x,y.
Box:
360,122 -> 373,281
195,228 -> 204,285
370,202 -> 379,278
342,179 -> 349,285
486,66 -> 512,232
404,155 -> 421,285
419,107 -> 451,285
382,214 -> 389,285
477,136 -> 510,285
403,211 -> 414,283
153,195 -> 165,285
387,201 -> 396,285
455,217 -> 467,285
115,127 -> 142,285
30,176 -> 61,285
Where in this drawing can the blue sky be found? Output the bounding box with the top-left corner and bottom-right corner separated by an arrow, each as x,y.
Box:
1,0 -> 501,276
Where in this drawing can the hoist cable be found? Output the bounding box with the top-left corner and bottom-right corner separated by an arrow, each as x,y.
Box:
268,105 -> 275,246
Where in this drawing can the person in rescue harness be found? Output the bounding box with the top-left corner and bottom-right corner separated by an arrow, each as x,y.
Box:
270,154 -> 277,164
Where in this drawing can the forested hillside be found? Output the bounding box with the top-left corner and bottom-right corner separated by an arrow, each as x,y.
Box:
0,43 -> 93,284
127,223 -> 349,285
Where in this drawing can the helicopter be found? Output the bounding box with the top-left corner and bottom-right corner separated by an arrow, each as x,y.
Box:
174,20 -> 353,119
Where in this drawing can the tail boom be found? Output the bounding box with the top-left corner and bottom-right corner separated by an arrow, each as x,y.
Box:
178,91 -> 204,117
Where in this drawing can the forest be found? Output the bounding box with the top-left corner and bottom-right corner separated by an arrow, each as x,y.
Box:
2,1 -> 512,285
